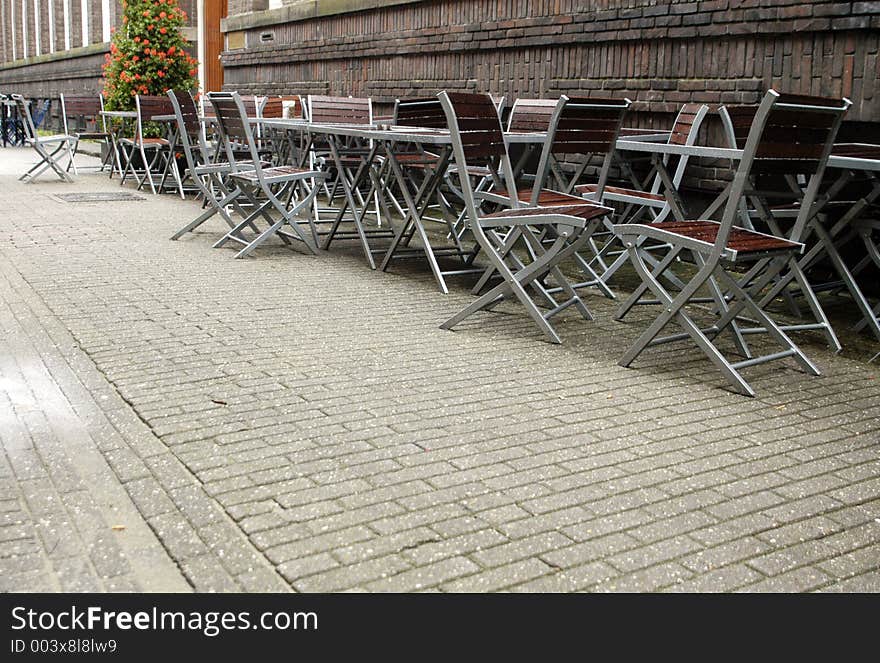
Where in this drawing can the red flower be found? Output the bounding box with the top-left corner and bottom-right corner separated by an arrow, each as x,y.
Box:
159,27 -> 167,34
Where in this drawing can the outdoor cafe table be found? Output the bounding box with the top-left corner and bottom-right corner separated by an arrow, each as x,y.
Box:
261,119 -> 672,293
758,143 -> 880,350
261,118 -> 482,293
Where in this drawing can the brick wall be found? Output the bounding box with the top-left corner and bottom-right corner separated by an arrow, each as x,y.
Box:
222,0 -> 879,118
219,0 -> 879,189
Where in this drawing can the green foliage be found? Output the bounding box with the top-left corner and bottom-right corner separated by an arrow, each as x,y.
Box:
102,0 -> 199,111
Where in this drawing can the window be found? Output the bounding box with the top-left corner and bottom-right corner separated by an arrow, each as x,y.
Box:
80,0 -> 88,46
33,0 -> 40,55
21,0 -> 27,59
102,0 -> 110,42
48,0 -> 56,53
64,0 -> 71,50
11,0 -> 17,60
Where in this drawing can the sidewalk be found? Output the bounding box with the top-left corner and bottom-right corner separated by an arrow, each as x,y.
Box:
1,146 -> 878,592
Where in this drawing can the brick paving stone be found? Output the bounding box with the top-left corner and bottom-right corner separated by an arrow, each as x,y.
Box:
739,566 -> 834,593
1,149 -> 879,592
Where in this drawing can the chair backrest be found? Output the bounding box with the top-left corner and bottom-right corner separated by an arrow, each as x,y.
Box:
658,102 -> 710,190
11,94 -> 38,142
392,97 -> 446,128
201,93 -> 263,118
439,91 -> 520,235
540,96 -> 630,198
715,90 -> 851,252
506,98 -> 557,132
168,89 -> 209,171
135,94 -> 174,140
308,95 -> 372,125
491,95 -> 507,120
60,94 -> 103,135
668,103 -> 708,146
261,96 -> 283,119
208,91 -> 263,177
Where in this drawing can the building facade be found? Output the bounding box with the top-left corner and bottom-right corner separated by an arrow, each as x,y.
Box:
2,0 -> 878,185
0,0 -> 200,97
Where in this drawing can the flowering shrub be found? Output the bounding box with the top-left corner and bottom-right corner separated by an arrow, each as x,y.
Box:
102,0 -> 199,111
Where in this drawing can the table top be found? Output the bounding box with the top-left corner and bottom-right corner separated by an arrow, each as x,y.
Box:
257,118 -> 880,173
828,143 -> 880,171
615,139 -> 741,160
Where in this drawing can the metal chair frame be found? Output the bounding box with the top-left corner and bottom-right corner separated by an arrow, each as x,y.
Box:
613,90 -> 850,396
11,94 -> 75,183
60,93 -> 114,174
438,91 -> 612,343
208,91 -> 324,258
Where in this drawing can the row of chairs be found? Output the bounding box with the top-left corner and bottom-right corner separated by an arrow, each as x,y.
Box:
433,91 -> 854,397
161,87 -> 860,396
17,84 -> 873,395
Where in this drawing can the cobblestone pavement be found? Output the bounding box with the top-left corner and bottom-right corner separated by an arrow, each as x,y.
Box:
1,147 -> 878,592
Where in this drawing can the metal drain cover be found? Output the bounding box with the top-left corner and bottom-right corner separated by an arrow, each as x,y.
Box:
54,192 -> 146,203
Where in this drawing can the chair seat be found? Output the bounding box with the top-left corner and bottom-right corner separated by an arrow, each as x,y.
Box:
120,137 -> 169,147
193,159 -> 271,176
482,202 -> 610,224
230,165 -> 317,183
448,165 -> 494,178
576,183 -> 666,202
74,131 -> 109,140
390,151 -> 440,167
493,187 -> 586,206
643,221 -> 801,257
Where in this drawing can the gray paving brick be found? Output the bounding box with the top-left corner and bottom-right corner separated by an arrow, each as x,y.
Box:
365,556 -> 480,591
293,554 -> 412,592
666,564 -> 765,592
443,558 -> 555,592
509,562 -> 619,592
739,566 -> 833,592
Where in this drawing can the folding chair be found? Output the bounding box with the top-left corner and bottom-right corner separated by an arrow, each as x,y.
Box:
12,94 -> 76,183
586,103 -> 710,283
208,91 -> 324,258
717,99 -> 856,352
60,94 -> 114,174
444,98 -> 558,244
307,95 -> 378,218
472,97 -> 631,299
612,90 -> 850,396
118,94 -> 182,194
438,92 -> 613,343
167,90 -> 263,240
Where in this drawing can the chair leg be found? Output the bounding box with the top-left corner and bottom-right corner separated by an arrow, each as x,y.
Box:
441,234 -> 573,344
715,267 -> 820,377
618,245 -> 756,397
